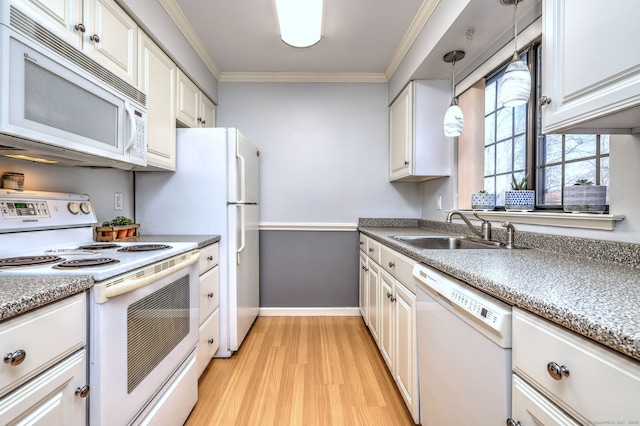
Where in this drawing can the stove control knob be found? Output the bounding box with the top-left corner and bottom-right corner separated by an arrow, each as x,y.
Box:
68,202 -> 80,214
80,202 -> 92,214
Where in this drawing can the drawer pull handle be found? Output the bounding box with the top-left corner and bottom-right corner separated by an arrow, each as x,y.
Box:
386,291 -> 392,299
368,248 -> 374,253
388,261 -> 395,268
207,256 -> 214,261
3,349 -> 26,366
75,385 -> 90,398
207,292 -> 214,298
208,338 -> 215,344
547,361 -> 570,380
506,419 -> 522,426
89,34 -> 100,43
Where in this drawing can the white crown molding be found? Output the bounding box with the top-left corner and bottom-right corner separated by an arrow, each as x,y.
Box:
259,222 -> 358,232
219,72 -> 388,83
259,307 -> 361,317
385,0 -> 441,80
157,0 -> 222,79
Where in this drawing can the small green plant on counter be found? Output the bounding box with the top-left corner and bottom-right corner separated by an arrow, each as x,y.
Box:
511,174 -> 529,190
102,216 -> 133,226
573,179 -> 594,186
479,189 -> 488,194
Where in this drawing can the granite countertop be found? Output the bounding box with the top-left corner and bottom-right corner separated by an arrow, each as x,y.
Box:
0,275 -> 93,321
0,235 -> 220,322
359,225 -> 640,363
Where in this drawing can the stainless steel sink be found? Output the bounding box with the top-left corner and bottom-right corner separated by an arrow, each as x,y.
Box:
391,235 -> 505,250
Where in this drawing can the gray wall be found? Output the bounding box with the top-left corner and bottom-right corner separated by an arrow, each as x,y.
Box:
218,82 -> 421,308
0,157 -> 134,224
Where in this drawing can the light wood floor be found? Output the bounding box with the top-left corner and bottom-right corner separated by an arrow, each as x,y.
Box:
185,316 -> 417,426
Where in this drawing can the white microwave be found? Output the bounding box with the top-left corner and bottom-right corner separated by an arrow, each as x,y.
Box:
0,6 -> 147,169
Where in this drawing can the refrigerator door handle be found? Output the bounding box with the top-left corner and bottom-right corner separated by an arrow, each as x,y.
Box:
237,204 -> 246,265
237,140 -> 246,203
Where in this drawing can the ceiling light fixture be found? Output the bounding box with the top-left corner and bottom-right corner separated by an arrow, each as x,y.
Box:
443,50 -> 465,138
275,0 -> 323,48
499,0 -> 531,107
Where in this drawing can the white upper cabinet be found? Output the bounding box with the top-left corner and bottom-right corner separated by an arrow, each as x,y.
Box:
177,69 -> 216,128
16,0 -> 138,86
137,31 -> 177,171
541,0 -> 640,133
389,81 -> 451,181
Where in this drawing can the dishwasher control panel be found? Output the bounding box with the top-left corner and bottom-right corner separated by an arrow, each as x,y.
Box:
450,288 -> 500,324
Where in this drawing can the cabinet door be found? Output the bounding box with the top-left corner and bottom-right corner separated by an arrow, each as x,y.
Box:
138,31 -> 176,171
200,95 -> 216,128
389,82 -> 412,180
84,0 -> 138,85
176,70 -> 200,128
394,281 -> 417,421
366,260 -> 380,344
197,309 -> 220,377
198,266 -> 219,323
359,251 -> 368,319
379,270 -> 394,371
511,374 -> 580,426
0,350 -> 87,426
15,0 -> 83,47
541,0 -> 640,133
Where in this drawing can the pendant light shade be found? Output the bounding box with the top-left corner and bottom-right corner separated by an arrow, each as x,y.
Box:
443,50 -> 465,137
499,0 -> 531,107
276,0 -> 323,48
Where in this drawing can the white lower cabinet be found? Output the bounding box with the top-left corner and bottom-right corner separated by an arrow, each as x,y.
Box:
197,243 -> 220,377
512,374 -> 580,426
0,293 -> 88,425
358,250 -> 368,319
511,308 -> 640,425
358,233 -> 419,423
197,308 -> 220,377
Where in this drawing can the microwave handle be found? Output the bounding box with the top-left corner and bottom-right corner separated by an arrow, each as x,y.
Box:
125,105 -> 136,152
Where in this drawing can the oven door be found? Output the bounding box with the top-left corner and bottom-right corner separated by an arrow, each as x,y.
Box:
89,253 -> 199,426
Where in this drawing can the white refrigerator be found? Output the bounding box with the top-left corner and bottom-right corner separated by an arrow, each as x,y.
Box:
135,128 -> 260,357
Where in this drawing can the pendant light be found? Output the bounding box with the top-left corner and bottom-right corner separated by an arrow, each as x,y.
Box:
499,0 -> 531,107
443,50 -> 465,137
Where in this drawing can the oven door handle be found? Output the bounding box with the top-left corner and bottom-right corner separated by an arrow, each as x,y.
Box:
102,251 -> 199,301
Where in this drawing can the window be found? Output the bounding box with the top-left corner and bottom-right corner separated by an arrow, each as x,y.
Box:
483,44 -> 610,210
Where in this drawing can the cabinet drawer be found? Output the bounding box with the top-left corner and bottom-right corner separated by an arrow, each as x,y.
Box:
0,293 -> 86,397
198,265 -> 219,323
380,245 -> 417,293
513,308 -> 640,424
366,238 -> 381,264
359,233 -> 367,253
198,243 -> 219,275
511,374 -> 580,426
197,308 -> 220,377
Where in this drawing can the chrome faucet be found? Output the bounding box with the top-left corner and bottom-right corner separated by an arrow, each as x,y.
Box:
502,221 -> 516,249
445,210 -> 492,241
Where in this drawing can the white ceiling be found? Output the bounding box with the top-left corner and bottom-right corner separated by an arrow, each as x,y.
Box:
167,0 -> 541,82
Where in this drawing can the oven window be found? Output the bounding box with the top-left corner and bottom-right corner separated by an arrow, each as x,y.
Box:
127,274 -> 190,394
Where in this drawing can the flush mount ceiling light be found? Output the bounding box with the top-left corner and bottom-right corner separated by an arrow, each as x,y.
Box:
275,0 -> 323,48
499,0 -> 531,107
443,50 -> 465,137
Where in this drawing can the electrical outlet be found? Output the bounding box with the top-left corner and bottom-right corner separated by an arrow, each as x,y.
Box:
436,196 -> 442,210
114,192 -> 123,210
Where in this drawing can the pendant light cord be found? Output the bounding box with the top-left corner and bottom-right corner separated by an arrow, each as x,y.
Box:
513,0 -> 519,53
451,60 -> 457,106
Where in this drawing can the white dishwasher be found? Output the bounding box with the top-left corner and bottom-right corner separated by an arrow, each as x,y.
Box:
413,263 -> 512,425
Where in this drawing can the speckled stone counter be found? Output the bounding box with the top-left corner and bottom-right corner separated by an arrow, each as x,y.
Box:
0,276 -> 93,321
137,234 -> 220,249
359,225 -> 640,363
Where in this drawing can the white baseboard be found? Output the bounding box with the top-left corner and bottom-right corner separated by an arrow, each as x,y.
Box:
259,307 -> 361,317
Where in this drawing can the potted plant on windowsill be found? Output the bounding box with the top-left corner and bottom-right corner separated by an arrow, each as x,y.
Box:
563,179 -> 607,213
504,175 -> 535,212
471,189 -> 496,211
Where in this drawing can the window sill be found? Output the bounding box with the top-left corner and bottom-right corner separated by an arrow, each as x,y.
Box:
455,210 -> 624,231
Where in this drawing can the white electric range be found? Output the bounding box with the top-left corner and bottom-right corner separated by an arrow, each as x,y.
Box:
0,189 -> 200,425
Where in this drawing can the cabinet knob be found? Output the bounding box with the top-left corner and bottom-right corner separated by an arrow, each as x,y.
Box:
547,361 -> 570,380
75,385 -> 90,399
3,349 -> 26,366
89,34 -> 100,43
386,291 -> 392,299
390,295 -> 396,302
207,292 -> 214,298
404,161 -> 409,165
506,419 -> 522,426
388,261 -> 395,268
368,248 -> 374,253
359,241 -> 364,245
201,120 -> 206,125
207,256 -> 214,261
539,96 -> 552,106
364,267 -> 369,272
208,338 -> 215,344
74,23 -> 86,33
